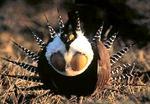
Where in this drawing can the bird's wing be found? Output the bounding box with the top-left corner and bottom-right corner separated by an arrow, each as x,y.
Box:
96,40 -> 111,91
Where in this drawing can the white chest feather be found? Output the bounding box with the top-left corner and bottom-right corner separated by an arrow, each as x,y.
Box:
45,36 -> 66,64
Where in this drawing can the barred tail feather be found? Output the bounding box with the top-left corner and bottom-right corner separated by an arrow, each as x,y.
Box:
13,41 -> 39,61
1,74 -> 42,83
110,45 -> 132,66
31,31 -> 46,49
104,32 -> 117,49
18,85 -> 47,91
76,17 -> 81,32
26,26 -> 46,49
93,25 -> 103,41
1,57 -> 37,73
44,15 -> 56,38
58,15 -> 64,31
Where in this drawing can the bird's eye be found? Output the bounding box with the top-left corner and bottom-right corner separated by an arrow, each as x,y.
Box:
70,53 -> 88,71
50,52 -> 66,71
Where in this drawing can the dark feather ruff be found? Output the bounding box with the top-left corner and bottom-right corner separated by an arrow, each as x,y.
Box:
37,45 -> 98,96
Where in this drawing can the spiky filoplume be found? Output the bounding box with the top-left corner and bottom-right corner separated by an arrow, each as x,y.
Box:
1,57 -> 37,73
13,41 -> 39,61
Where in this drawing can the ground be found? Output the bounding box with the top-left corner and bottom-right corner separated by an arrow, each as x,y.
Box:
0,0 -> 150,104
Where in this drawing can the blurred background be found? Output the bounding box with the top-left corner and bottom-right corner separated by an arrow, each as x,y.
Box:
0,0 -> 149,61
0,1 -> 149,103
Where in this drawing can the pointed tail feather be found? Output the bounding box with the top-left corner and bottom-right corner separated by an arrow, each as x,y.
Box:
103,25 -> 113,41
76,17 -> 81,32
1,74 -> 42,83
93,25 -> 103,41
58,14 -> 64,31
26,26 -> 46,49
18,85 -> 47,91
74,11 -> 81,32
31,31 -> 46,49
44,14 -> 56,38
57,9 -> 64,30
1,57 -> 37,73
13,41 -> 39,61
104,32 -> 117,49
110,45 -> 132,66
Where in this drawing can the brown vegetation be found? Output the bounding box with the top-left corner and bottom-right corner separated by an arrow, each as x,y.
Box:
0,0 -> 149,104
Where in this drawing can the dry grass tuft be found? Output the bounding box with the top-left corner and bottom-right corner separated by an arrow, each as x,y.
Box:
0,33 -> 150,103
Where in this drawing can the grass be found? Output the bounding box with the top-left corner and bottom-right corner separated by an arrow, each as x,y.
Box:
0,0 -> 149,103
0,33 -> 149,104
